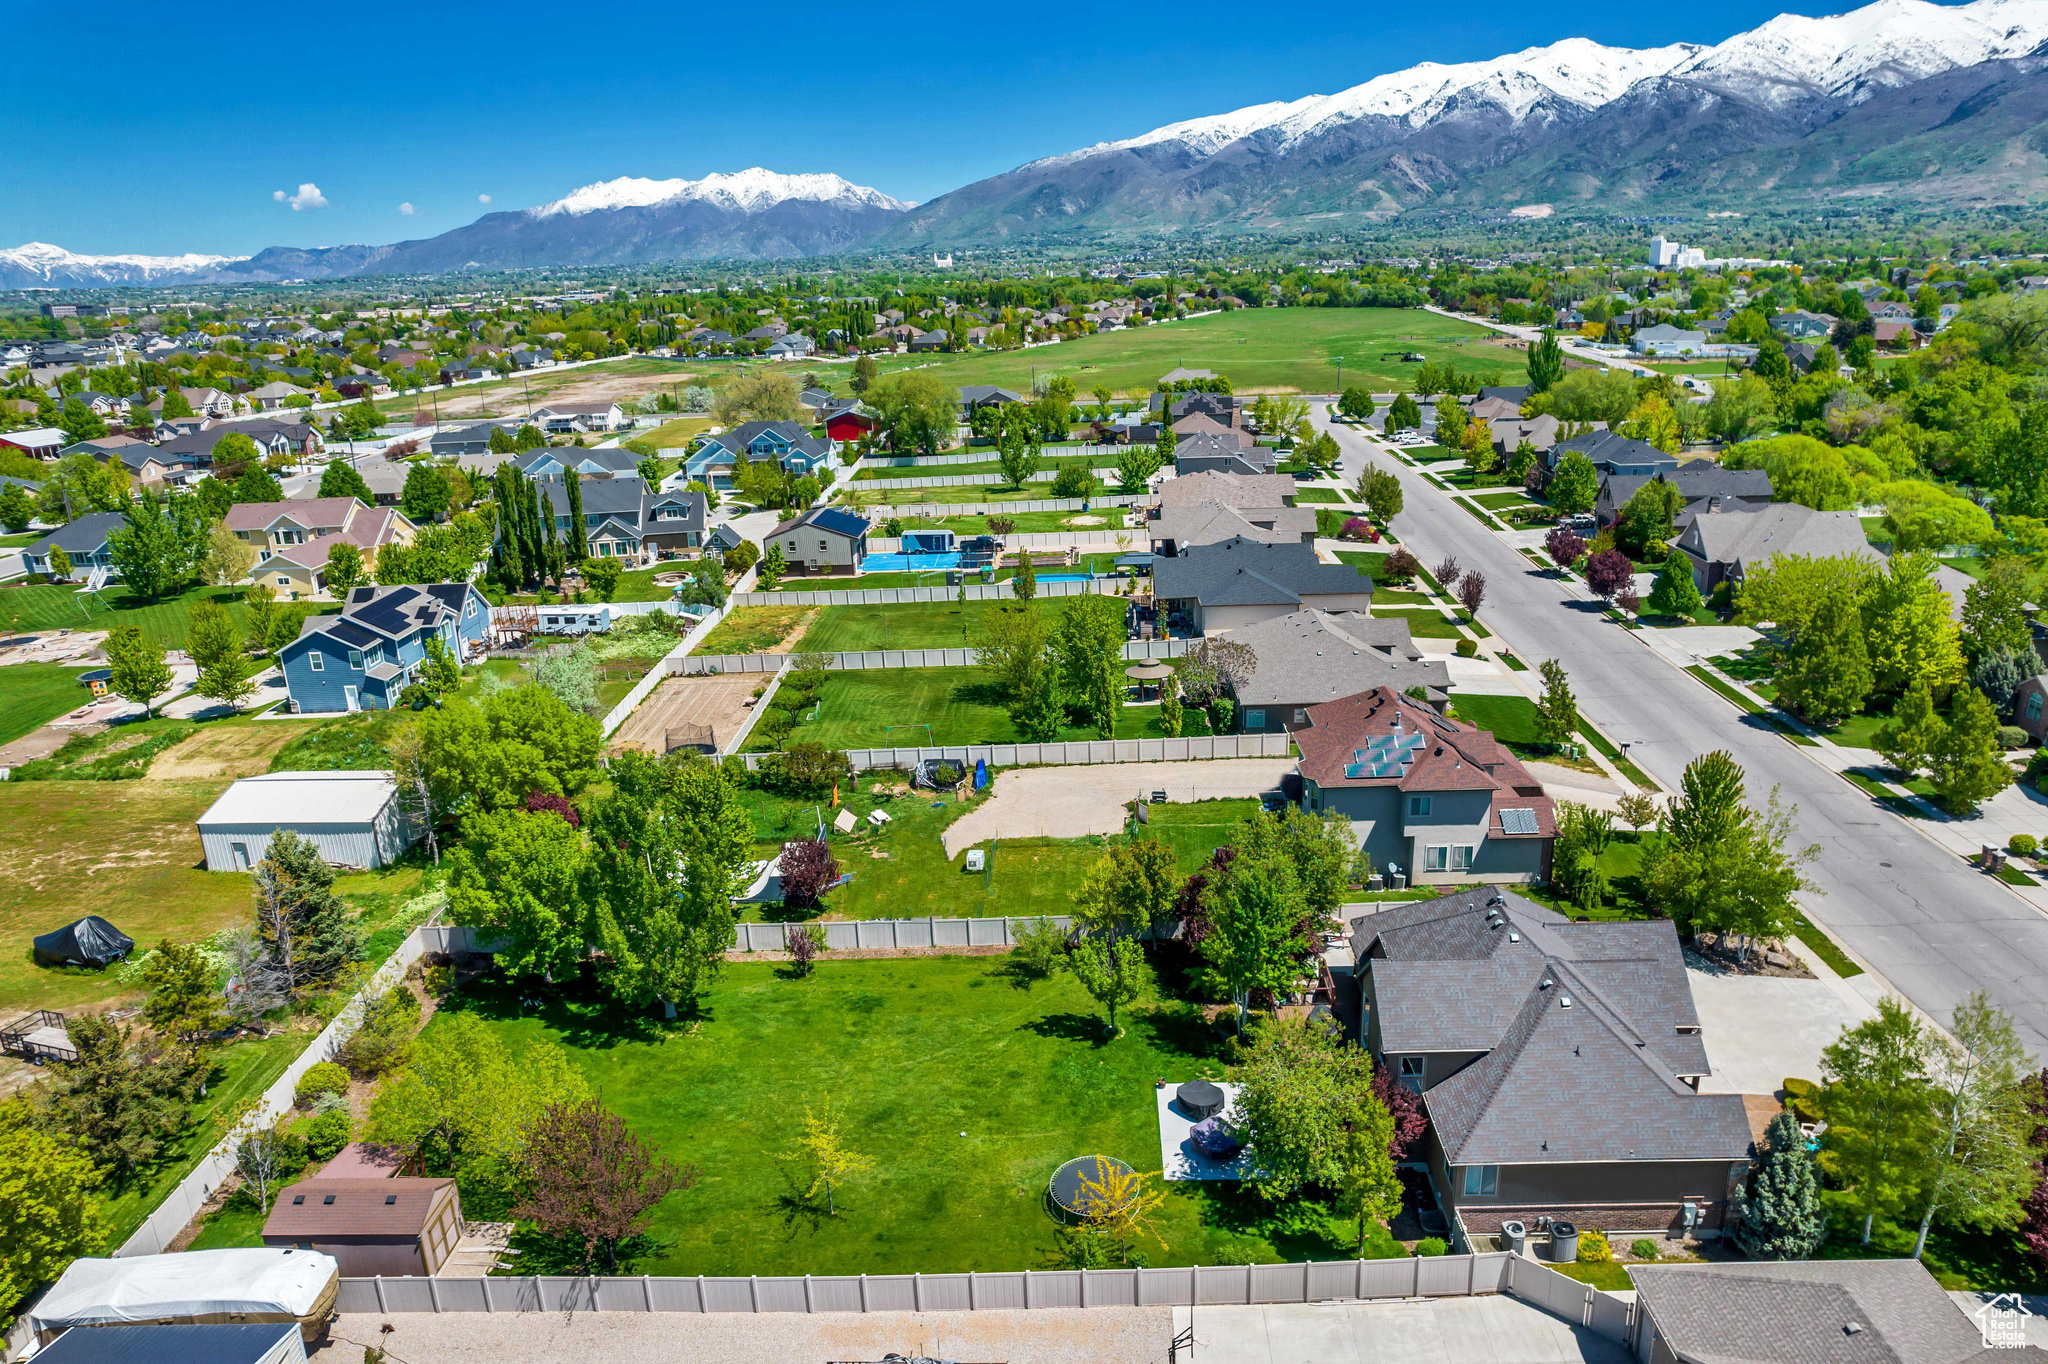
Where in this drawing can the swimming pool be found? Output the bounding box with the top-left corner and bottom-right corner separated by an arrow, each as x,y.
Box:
861,551 -> 964,573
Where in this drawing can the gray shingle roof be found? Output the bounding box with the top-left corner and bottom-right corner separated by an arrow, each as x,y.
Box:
1151,502 -> 1318,552
1153,539 -> 1371,609
1628,1260 -> 2045,1364
1680,504 -> 1882,576
26,511 -> 125,558
1228,608 -> 1447,708
1353,888 -> 1742,1166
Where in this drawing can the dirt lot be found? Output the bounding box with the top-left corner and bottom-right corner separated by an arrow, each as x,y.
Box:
147,725 -> 300,781
399,359 -> 705,421
941,758 -> 1297,856
610,673 -> 762,755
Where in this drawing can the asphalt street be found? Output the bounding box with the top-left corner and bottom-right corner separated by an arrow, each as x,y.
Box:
1321,409 -> 2048,1052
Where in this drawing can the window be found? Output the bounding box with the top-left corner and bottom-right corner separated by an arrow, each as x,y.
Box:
2030,693 -> 2043,722
348,650 -> 365,670
819,540 -> 829,551
1244,709 -> 1265,729
1462,1165 -> 1499,1197
276,576 -> 291,587
1409,795 -> 1432,817
1293,708 -> 1308,726
1424,845 -> 1448,872
1451,845 -> 1475,871
308,652 -> 324,672
1399,1056 -> 1425,1092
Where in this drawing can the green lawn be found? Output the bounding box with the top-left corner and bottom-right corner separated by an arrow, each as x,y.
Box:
1472,491 -> 1536,512
696,603 -> 811,655
856,452 -> 1113,482
851,483 -> 1116,507
1446,694 -> 1543,749
1293,487 -> 1345,504
799,601 -> 1017,653
1369,609 -> 1464,640
859,308 -> 1516,397
747,666 -> 1216,752
0,661 -> 96,747
637,416 -> 716,449
0,581 -> 254,652
412,956 -> 1405,1275
870,510 -> 1137,536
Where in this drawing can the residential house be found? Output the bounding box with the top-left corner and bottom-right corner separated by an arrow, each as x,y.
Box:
535,474 -> 707,560
1171,413 -> 1252,445
69,436 -> 186,489
1156,470 -> 1298,512
332,376 -> 393,400
1347,887 -> 1752,1238
247,382 -> 311,412
1631,324 -> 1707,356
168,386 -> 236,417
1475,385 -> 1531,407
1626,1258 -> 2044,1364
1151,391 -> 1244,427
261,1176 -> 463,1278
1467,396 -> 1524,425
764,505 -> 871,576
22,512 -> 126,579
798,388 -> 836,420
1487,413 -> 1577,459
2014,673 -> 2048,743
1595,461 -> 1774,532
529,401 -> 623,434
1149,502 -> 1319,556
686,420 -> 832,489
279,583 -> 492,713
741,323 -> 787,343
225,498 -> 417,599
1768,309 -> 1835,339
908,329 -> 949,354
765,333 -> 815,360
0,428 -> 65,459
515,447 -> 642,479
1873,318 -> 1921,349
428,422 -> 519,459
68,390 -> 131,422
1152,537 -> 1374,635
1545,429 -> 1678,476
313,458 -> 409,507
1783,342 -> 1826,374
238,418 -> 323,460
1175,432 -> 1278,477
1673,503 -> 1879,594
1229,611 -> 1447,731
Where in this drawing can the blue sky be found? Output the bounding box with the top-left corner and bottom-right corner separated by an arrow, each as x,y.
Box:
4,0 -> 1875,257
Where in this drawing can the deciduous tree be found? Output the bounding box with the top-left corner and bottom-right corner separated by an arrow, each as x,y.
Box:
1820,995 -> 1933,1244
1906,993 -> 2039,1259
105,625 -> 173,717
790,1096 -> 873,1216
514,1097 -> 694,1271
0,1123 -> 107,1332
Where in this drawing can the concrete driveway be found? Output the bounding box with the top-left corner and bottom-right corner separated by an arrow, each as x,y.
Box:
1172,1294 -> 1630,1364
1689,946 -> 1877,1095
942,759 -> 1296,857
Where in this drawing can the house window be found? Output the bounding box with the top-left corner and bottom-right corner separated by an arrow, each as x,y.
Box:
1409,795 -> 1431,817
2030,693 -> 2043,722
309,652 -> 324,672
1244,709 -> 1265,729
276,576 -> 291,587
1451,845 -> 1475,871
1399,1056 -> 1424,1093
1293,708 -> 1308,726
1424,845 -> 1448,872
349,650 -> 365,670
1462,1165 -> 1499,1197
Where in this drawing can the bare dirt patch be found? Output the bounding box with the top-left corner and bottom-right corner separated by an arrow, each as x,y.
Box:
610,673 -> 761,755
147,725 -> 299,781
417,361 -> 701,421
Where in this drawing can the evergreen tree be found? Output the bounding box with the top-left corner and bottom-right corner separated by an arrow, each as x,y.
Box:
564,473 -> 587,562
318,461 -> 375,505
37,1015 -> 197,1183
1928,687 -> 2013,814
1386,393 -> 1422,432
1971,643 -> 2044,715
252,829 -> 362,999
1527,330 -> 1565,394
1647,555 -> 1703,618
1777,594 -> 1872,727
1736,1111 -> 1829,1259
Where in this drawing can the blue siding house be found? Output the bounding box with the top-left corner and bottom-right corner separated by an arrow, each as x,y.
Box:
685,420 -> 832,489
279,583 -> 491,714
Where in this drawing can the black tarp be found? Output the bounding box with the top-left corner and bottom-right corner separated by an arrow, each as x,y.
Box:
33,915 -> 134,970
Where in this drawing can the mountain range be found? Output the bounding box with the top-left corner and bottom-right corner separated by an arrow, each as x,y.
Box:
9,0 -> 2048,287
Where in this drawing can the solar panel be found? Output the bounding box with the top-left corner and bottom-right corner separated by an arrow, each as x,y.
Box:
1500,808 -> 1540,835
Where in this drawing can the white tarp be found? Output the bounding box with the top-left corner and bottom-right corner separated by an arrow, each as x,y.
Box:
28,1250 -> 339,1333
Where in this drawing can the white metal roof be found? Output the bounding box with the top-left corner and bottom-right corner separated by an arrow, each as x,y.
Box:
196,770 -> 397,828
29,1250 -> 338,1333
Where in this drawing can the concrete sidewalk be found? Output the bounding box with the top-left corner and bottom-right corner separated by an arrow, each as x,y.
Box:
1171,1294 -> 1630,1364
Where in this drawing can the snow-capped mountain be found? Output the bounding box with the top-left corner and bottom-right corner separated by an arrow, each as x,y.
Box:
886,0 -> 2048,244
533,169 -> 912,217
0,242 -> 249,289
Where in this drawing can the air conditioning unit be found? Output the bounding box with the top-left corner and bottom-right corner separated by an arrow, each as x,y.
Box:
965,849 -> 986,873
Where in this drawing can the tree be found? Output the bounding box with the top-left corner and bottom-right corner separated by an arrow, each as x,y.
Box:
1962,557 -> 2038,662
36,1015 -> 194,1183
1548,450 -> 1599,514
1736,1111 -> 1829,1259
0,1124 -> 107,1332
446,809 -> 589,979
1072,836 -> 1181,941
185,600 -> 242,674
139,939 -> 230,1060
1361,465 -> 1403,525
1776,594 -> 1872,727
1820,995 -> 1934,1244
318,461 -> 375,504
1863,552 -> 1965,698
418,685 -> 602,812
1199,847 -> 1308,1034
108,489 -> 203,602
851,353 -> 878,394
105,625 -> 173,717
1905,993 -> 2039,1259
1115,442 -> 1162,492
1927,686 -> 2012,814
1068,931 -> 1147,1037
1614,480 -> 1684,560
1647,556 -> 1702,617
1456,570 -> 1486,617
1159,670 -> 1183,737
58,396 -> 105,443
562,472 -> 587,561
1012,549 -> 1037,601
1338,387 -> 1378,420
1543,526 -> 1587,572
1972,643 -> 2043,716
200,521 -> 257,587
758,543 -> 786,589
196,648 -> 258,711
581,556 -> 622,602
1875,678 -> 1944,778
1386,393 -> 1421,431
323,541 -> 369,598
979,603 -> 1061,741
219,1101 -> 296,1216
1155,422 -> 1177,460
1232,1018 -> 1386,1202
791,1096 -> 873,1216
45,545 -> 71,581
1055,594 -> 1128,739
513,1097 -> 694,1271
1585,549 -> 1634,601
996,422 -> 1042,490
866,371 -> 956,455
1535,659 -> 1578,748
0,483 -> 34,533
253,829 -> 361,999
1064,1156 -> 1168,1266
230,462 -> 283,505
779,837 -> 841,911
160,386 -> 193,419
1706,373 -> 1780,443
711,370 -> 801,426
1641,751 -> 1817,959
1552,801 -> 1614,912
368,1013 -> 588,1168
401,461 -> 451,523
1526,330 -> 1565,394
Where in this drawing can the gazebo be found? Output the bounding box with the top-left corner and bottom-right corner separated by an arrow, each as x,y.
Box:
1124,660 -> 1175,700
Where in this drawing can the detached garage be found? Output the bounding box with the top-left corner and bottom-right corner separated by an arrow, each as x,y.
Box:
197,771 -> 418,873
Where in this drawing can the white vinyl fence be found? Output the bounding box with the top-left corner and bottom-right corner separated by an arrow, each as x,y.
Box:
729,577 -> 1117,609
857,467 -> 1119,491
677,638 -> 1194,675
730,733 -> 1291,772
879,495 -> 1141,517
115,918 -> 468,1257
733,914 -> 1081,953
863,530 -> 1133,555
329,1252 -> 1632,1341
866,443 -> 1126,469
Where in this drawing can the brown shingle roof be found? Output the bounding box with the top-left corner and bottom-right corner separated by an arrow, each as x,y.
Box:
261,1177 -> 452,1239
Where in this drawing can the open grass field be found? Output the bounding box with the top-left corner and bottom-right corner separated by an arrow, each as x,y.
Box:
747,666 -> 1215,752
0,661 -> 96,747
855,452 -> 1114,483
861,309 -> 1514,397
0,580 -> 253,652
635,416 -> 717,449
799,601 -> 1011,653
415,956 -> 1403,1276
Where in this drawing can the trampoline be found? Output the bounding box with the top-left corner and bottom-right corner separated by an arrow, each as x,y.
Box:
1049,1155 -> 1139,1221
1176,1079 -> 1225,1120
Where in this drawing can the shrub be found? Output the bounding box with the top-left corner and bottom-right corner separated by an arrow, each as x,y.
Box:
1339,516 -> 1379,543
1455,639 -> 1478,658
723,540 -> 760,574
1577,1229 -> 1612,1263
785,921 -> 828,976
2011,834 -> 2039,858
523,790 -> 581,828
1630,1238 -> 1661,1261
1010,917 -> 1070,978
1998,725 -> 2029,749
762,741 -> 850,797
1380,548 -> 1420,584
779,838 -> 841,910
295,1061 -> 350,1109
303,1107 -> 353,1162
337,984 -> 421,1077
1782,1076 -> 1822,1123
1413,1237 -> 1448,1257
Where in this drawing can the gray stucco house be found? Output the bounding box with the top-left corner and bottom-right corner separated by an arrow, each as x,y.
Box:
1595,461 -> 1774,532
1350,887 -> 1754,1244
1153,537 -> 1374,635
23,512 -> 125,580
1296,687 -> 1554,884
1229,610 -> 1448,732
1673,503 -> 1880,594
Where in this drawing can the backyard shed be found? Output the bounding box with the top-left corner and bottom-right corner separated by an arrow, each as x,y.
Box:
33,1324 -> 305,1364
261,1177 -> 464,1277
27,1250 -> 339,1347
33,915 -> 134,969
197,771 -> 417,872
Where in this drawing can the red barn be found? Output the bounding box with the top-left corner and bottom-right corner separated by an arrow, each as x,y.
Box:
826,410 -> 874,443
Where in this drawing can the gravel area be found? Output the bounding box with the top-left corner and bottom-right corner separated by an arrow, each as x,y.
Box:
319,1307 -> 1171,1364
942,759 -> 1296,857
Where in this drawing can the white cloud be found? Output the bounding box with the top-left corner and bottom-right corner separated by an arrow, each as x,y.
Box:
284,183 -> 327,212
399,202 -> 417,216
272,190 -> 286,202
478,194 -> 492,205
